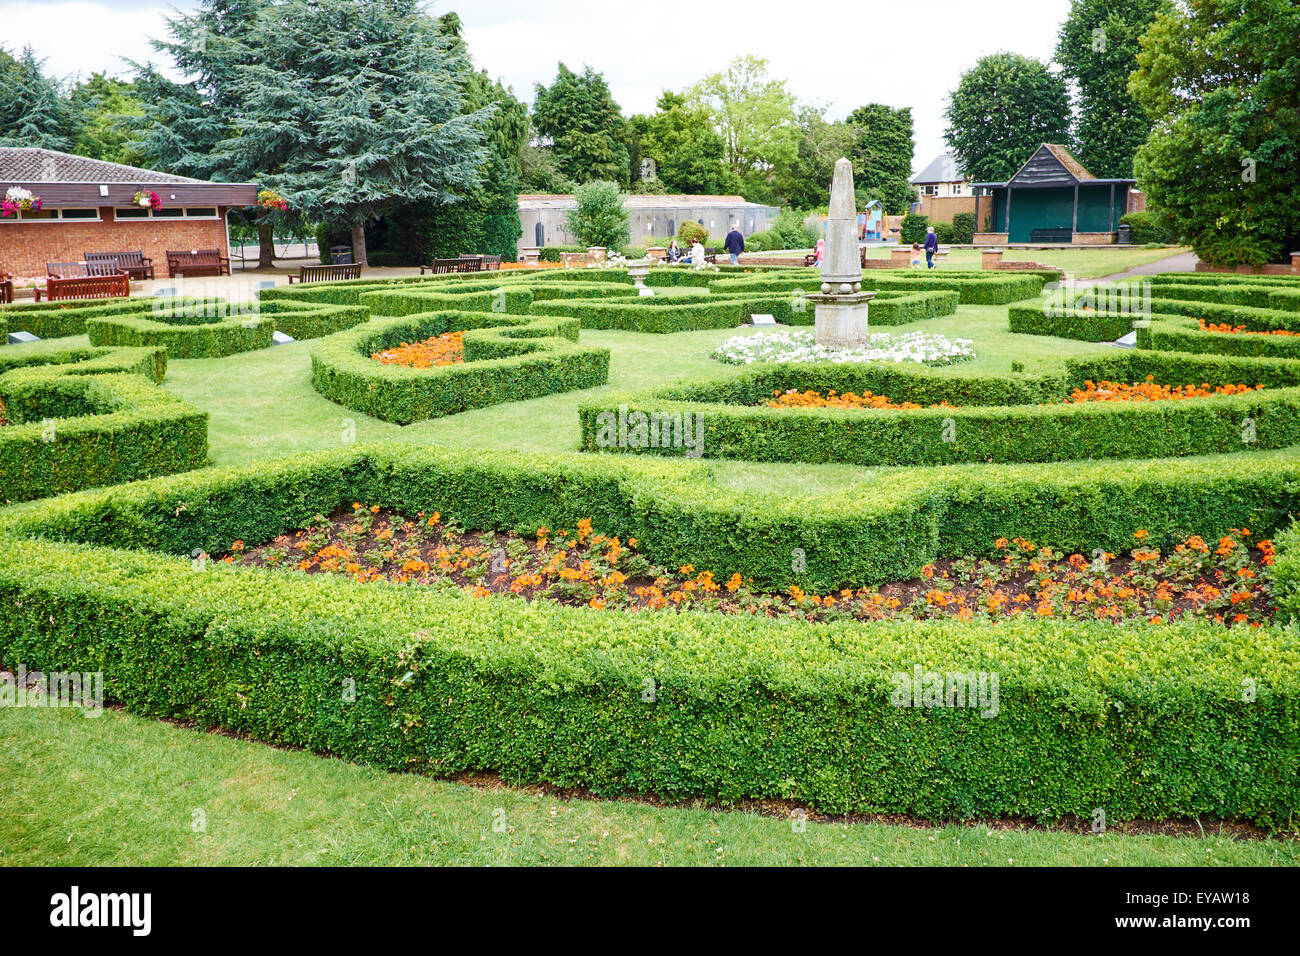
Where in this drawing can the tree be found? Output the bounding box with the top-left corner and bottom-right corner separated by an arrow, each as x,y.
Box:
944,53 -> 1072,183
227,0 -> 488,266
1129,0 -> 1300,266
641,91 -> 738,195
130,0 -> 287,266
846,103 -> 915,215
532,64 -> 629,185
68,74 -> 146,165
686,56 -> 798,203
1055,0 -> 1169,178
773,105 -> 856,210
520,139 -> 574,193
0,46 -> 74,150
565,180 -> 629,249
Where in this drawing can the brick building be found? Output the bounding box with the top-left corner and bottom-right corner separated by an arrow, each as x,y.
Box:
0,147 -> 258,278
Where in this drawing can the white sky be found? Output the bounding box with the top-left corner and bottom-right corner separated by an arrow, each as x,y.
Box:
0,0 -> 1075,177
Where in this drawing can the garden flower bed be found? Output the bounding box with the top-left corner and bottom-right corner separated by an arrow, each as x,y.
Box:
371,332 -> 464,367
712,329 -> 976,366
220,507 -> 1277,628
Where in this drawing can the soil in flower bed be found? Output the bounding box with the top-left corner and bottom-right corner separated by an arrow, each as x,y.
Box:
217,506 -> 1277,627
371,331 -> 464,367
762,376 -> 1265,410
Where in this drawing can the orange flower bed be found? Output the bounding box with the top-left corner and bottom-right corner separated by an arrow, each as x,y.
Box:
1067,375 -> 1264,403
371,331 -> 464,368
766,389 -> 954,410
222,509 -> 1276,628
1198,318 -> 1300,337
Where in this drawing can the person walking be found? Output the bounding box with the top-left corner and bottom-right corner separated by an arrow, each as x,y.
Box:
923,226 -> 939,269
724,225 -> 745,266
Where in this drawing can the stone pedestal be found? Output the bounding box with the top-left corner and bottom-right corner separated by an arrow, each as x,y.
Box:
647,246 -> 667,262
981,249 -> 1004,269
809,291 -> 876,347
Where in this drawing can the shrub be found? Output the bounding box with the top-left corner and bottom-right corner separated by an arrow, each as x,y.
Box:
900,213 -> 929,244
676,220 -> 709,246
310,310 -> 610,423
566,180 -> 631,249
1120,211 -> 1173,245
0,346 -> 206,503
1,446 -> 1299,825
933,222 -> 954,244
950,212 -> 976,245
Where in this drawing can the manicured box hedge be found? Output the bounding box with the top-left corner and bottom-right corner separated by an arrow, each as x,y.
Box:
579,350 -> 1300,466
711,270 -> 1045,304
1,445 -> 1298,825
529,296 -> 753,332
1137,314 -> 1300,360
310,310 -> 610,424
0,345 -> 206,503
0,296 -> 227,340
1007,299 -> 1135,341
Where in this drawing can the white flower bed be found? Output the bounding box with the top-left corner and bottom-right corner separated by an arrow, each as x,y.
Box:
712,329 -> 976,366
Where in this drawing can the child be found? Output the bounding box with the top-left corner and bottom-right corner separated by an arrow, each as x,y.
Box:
911,243 -> 922,268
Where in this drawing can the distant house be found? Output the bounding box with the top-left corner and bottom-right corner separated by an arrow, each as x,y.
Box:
910,153 -> 971,198
517,193 -> 780,253
970,144 -> 1136,245
0,147 -> 257,278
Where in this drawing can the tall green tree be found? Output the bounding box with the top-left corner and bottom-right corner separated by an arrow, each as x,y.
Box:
0,46 -> 74,150
847,103 -> 915,214
686,56 -> 798,203
773,105 -> 856,210
228,0 -> 488,265
1055,0 -> 1169,178
68,74 -> 146,166
1129,0 -> 1300,266
532,64 -> 629,185
944,53 -> 1072,183
640,92 -> 737,195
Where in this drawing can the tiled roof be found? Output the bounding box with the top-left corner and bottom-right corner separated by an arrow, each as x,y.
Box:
911,153 -> 964,184
0,147 -> 207,184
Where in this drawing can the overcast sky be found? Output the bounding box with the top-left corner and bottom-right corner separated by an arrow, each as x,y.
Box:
0,0 -> 1075,176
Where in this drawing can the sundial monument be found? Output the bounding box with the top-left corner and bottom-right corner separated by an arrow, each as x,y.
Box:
810,157 -> 875,347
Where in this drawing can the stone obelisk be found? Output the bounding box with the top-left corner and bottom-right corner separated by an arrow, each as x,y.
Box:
810,157 -> 874,347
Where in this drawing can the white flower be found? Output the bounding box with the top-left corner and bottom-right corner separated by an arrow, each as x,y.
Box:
711,329 -> 976,367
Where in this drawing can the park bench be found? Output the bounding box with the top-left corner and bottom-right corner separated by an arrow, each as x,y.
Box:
0,272 -> 11,305
166,249 -> 231,277
1029,228 -> 1073,244
288,263 -> 363,284
703,247 -> 718,265
420,258 -> 484,275
47,260 -> 122,279
458,254 -> 501,270
34,274 -> 131,302
86,250 -> 155,281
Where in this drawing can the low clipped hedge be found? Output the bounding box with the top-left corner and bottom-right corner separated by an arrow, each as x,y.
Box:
1275,520 -> 1300,624
579,350 -> 1300,466
0,445 -> 1298,825
530,296 -> 752,332
0,296 -> 227,340
1138,314 -> 1300,360
0,344 -> 206,503
1008,299 -> 1134,341
310,310 -> 610,424
711,270 -> 1045,304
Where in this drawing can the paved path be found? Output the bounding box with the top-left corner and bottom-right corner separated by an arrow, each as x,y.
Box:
1092,250 -> 1200,284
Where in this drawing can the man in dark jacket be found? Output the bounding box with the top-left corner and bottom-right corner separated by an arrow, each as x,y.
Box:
923,226 -> 939,269
724,226 -> 745,265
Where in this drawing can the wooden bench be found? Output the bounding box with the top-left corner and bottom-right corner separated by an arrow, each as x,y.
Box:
459,254 -> 501,270
166,249 -> 231,277
288,263 -> 363,284
1028,228 -> 1073,244
34,274 -> 131,302
47,260 -> 121,279
420,258 -> 484,275
86,250 -> 155,281
703,247 -> 718,265
0,277 -> 11,305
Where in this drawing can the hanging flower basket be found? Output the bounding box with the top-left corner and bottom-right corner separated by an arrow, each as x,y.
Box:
133,190 -> 162,211
257,189 -> 289,212
2,186 -> 42,218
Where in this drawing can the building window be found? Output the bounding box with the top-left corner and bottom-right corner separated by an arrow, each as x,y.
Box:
0,207 -> 102,222
113,206 -> 222,220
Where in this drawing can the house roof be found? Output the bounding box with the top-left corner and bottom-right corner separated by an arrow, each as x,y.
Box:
911,153 -> 964,185
970,143 -> 1135,188
0,147 -> 259,208
0,147 -> 208,184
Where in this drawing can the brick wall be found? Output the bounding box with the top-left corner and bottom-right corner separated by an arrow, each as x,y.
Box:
0,207 -> 230,278
1071,232 -> 1117,245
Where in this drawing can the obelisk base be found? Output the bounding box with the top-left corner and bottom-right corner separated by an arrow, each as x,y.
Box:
809,291 -> 876,348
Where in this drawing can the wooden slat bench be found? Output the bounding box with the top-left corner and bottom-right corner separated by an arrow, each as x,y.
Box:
1028,228 -> 1073,244
288,263 -> 363,284
458,254 -> 501,270
86,250 -> 155,281
166,249 -> 231,277
34,274 -> 131,302
420,258 -> 484,275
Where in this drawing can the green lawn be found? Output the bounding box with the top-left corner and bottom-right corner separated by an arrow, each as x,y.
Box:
3,707 -> 1292,867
